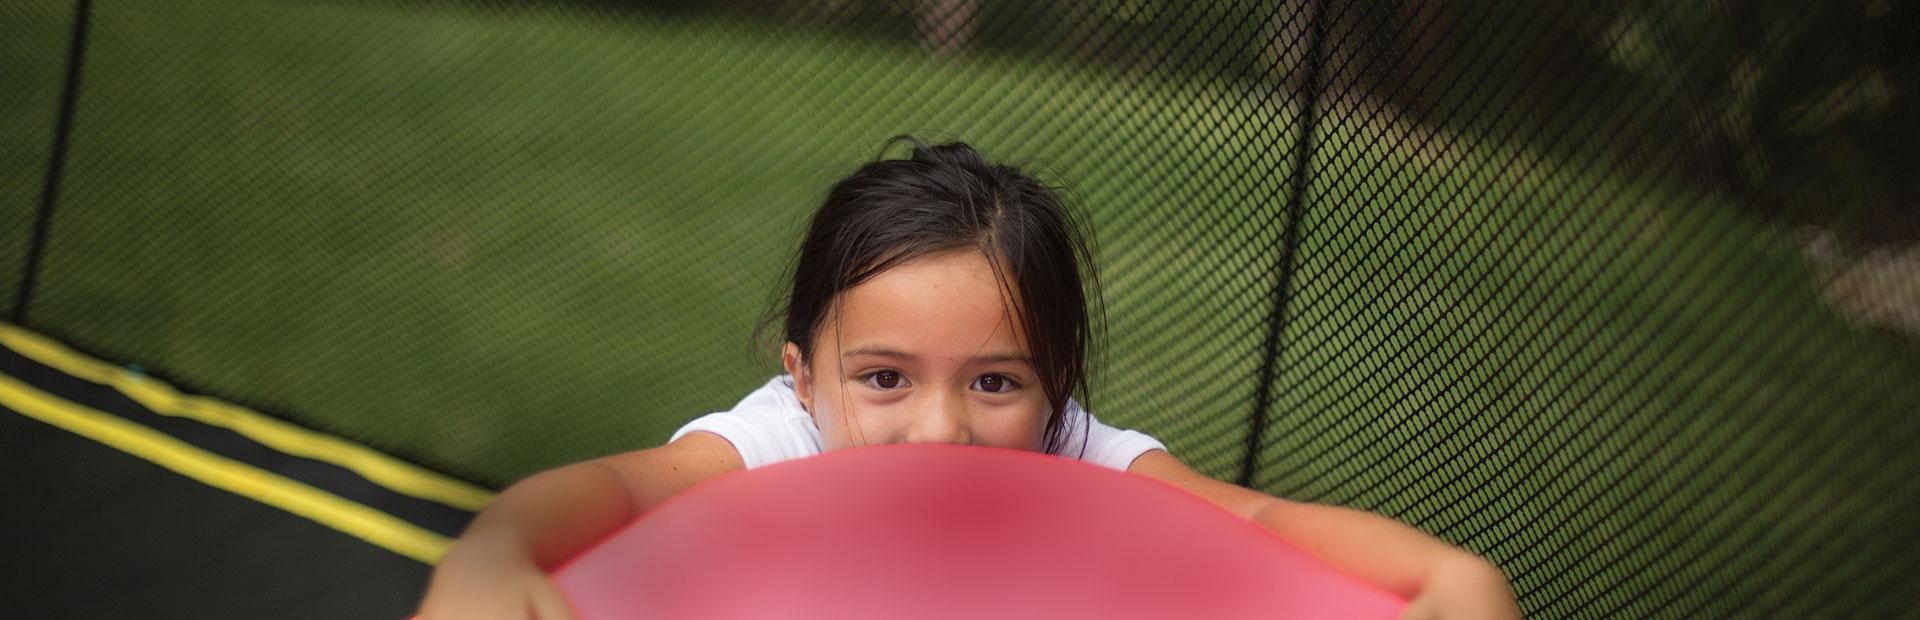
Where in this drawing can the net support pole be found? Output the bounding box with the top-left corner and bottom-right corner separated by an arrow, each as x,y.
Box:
15,0 -> 95,325
1241,0 -> 1330,488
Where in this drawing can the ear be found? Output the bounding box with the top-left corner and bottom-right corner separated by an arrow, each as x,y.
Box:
782,341 -> 814,413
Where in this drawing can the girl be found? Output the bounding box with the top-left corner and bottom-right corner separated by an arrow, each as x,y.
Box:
417,138 -> 1522,619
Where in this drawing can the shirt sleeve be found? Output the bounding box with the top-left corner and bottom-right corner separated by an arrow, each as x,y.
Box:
1058,396 -> 1167,471
671,411 -> 786,470
1079,414 -> 1167,471
669,376 -> 823,469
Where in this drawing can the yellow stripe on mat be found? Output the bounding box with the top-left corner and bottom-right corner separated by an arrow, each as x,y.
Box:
0,372 -> 452,564
0,324 -> 493,512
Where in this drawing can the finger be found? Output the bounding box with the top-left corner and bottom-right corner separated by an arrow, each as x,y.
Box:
530,586 -> 581,620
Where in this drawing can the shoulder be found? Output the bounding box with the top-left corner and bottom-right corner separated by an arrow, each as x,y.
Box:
1059,401 -> 1168,471
667,375 -> 823,469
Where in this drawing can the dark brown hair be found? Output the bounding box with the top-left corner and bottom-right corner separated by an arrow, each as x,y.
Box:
764,136 -> 1104,455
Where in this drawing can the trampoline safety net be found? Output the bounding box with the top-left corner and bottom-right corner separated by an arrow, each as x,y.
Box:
4,1 -> 1917,617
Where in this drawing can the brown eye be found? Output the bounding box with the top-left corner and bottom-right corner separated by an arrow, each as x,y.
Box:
974,374 -> 1016,394
868,370 -> 903,389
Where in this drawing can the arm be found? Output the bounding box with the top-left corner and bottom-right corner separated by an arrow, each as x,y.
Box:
417,432 -> 744,619
1127,450 -> 1520,618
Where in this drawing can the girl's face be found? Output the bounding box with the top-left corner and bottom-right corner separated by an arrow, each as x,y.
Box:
783,249 -> 1051,452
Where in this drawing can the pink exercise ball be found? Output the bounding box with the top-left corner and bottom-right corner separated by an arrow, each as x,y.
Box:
552,444 -> 1406,619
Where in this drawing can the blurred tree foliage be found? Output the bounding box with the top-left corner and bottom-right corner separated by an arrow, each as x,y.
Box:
1594,0 -> 1917,244
536,0 -> 1915,244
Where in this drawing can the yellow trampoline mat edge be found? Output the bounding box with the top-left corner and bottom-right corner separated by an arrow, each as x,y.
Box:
0,372 -> 452,565
0,323 -> 494,512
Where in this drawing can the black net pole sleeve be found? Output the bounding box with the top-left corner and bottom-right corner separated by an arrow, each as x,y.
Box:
14,0 -> 93,325
1241,0 -> 1331,489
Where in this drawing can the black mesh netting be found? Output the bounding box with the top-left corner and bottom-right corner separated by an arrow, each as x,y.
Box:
6,1 -> 1918,617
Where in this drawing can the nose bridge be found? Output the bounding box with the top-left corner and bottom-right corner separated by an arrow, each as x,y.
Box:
906,384 -> 971,445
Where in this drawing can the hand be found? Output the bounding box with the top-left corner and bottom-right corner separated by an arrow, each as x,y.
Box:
1399,557 -> 1523,620
416,536 -> 580,620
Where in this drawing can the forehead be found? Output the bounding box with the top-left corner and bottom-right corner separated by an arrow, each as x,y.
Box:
823,250 -> 1029,359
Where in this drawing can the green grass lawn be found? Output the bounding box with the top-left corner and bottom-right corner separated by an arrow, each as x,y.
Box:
5,1 -> 1917,616
2,0 -> 1296,483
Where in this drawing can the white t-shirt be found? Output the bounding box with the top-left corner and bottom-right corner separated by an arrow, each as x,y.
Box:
670,375 -> 1166,472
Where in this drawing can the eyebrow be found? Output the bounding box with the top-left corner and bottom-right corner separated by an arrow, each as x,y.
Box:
841,345 -> 1030,365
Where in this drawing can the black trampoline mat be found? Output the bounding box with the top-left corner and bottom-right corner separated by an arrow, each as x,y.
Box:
0,409 -> 433,618
0,324 -> 486,618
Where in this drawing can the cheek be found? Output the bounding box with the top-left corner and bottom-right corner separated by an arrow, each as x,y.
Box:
805,381 -> 888,447
808,384 -> 845,431
979,402 -> 1054,451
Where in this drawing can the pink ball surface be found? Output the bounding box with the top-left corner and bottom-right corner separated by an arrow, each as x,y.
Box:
551,444 -> 1406,619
